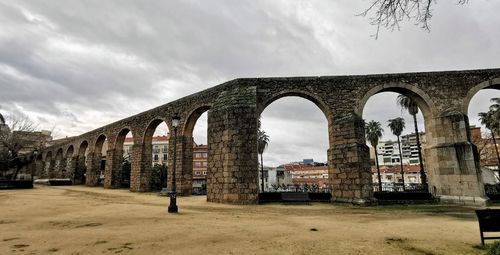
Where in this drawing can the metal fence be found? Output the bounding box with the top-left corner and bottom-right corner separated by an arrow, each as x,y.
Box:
373,183 -> 426,192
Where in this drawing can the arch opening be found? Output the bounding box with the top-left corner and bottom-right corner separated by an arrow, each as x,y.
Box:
184,106 -> 210,196
64,145 -> 75,179
143,119 -> 169,191
74,140 -> 89,185
94,134 -> 108,186
361,87 -> 431,193
465,80 -> 500,184
115,128 -> 134,188
258,96 -> 330,195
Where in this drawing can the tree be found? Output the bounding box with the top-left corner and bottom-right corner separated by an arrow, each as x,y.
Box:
387,117 -> 406,190
479,107 -> 500,173
365,120 -> 384,191
150,163 -> 167,191
397,95 -> 427,190
258,130 -> 270,192
0,113 -> 42,180
257,119 -> 270,193
360,0 -> 469,39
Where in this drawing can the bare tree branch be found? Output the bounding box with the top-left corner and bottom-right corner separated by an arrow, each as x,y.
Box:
360,0 -> 469,39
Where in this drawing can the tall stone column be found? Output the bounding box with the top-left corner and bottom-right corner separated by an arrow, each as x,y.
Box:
130,143 -> 151,192
64,156 -> 77,181
424,112 -> 487,205
74,155 -> 87,185
329,114 -> 374,204
52,158 -> 63,178
207,86 -> 259,204
168,136 -> 193,196
34,159 -> 44,179
85,152 -> 101,186
44,159 -> 54,179
104,149 -> 124,188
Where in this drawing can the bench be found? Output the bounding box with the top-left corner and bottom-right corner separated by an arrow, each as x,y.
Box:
281,192 -> 311,203
476,209 -> 500,245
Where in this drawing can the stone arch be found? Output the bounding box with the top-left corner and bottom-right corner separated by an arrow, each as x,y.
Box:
142,118 -> 171,144
183,105 -> 211,137
115,127 -> 134,150
64,145 -> 75,179
94,134 -> 107,154
74,140 -> 89,185
258,90 -> 332,121
111,127 -> 134,188
133,118 -> 170,192
65,145 -> 74,159
462,77 -> 500,113
182,105 -> 212,196
356,82 -> 436,119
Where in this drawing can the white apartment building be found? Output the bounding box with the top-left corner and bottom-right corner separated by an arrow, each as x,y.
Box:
376,132 -> 425,166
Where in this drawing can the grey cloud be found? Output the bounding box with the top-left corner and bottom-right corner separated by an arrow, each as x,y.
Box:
1,1 -> 500,165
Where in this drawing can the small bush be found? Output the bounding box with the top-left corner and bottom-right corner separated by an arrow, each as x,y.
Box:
487,241 -> 500,255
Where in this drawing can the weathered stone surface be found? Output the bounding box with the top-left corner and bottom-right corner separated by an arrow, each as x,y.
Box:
37,69 -> 500,205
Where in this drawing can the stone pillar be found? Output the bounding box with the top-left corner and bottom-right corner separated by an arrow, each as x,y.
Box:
207,86 -> 259,204
85,152 -> 101,186
34,159 -> 44,179
44,159 -> 54,179
104,149 -> 124,188
329,114 -> 374,204
52,158 -> 63,178
425,112 -> 487,205
130,143 -> 151,192
168,136 -> 193,196
65,156 -> 77,181
74,155 -> 87,185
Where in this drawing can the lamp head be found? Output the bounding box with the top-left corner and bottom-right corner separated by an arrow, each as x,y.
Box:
172,114 -> 181,128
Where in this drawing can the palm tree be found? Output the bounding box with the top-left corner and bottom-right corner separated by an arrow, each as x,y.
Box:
257,130 -> 270,192
479,108 -> 500,173
365,120 -> 384,191
387,117 -> 406,191
397,95 -> 427,190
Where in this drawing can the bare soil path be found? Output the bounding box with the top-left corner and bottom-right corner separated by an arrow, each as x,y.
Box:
0,186 -> 492,254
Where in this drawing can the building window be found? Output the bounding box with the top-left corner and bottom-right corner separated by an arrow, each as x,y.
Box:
202,161 -> 208,167
195,161 -> 202,167
163,145 -> 168,152
203,171 -> 207,175
153,154 -> 159,161
202,153 -> 208,158
195,171 -> 201,175
163,153 -> 168,160
195,153 -> 202,158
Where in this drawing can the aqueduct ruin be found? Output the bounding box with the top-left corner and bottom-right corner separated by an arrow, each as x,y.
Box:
34,68 -> 500,205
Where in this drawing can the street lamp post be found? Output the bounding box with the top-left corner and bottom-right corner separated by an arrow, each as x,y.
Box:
168,114 -> 181,213
32,149 -> 39,182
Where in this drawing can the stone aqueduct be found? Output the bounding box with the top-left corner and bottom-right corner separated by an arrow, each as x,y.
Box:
34,68 -> 500,205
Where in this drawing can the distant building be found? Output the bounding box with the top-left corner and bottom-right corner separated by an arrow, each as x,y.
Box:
123,136 -> 208,194
123,135 -> 169,165
371,165 -> 422,186
192,144 -> 208,194
375,132 -> 426,166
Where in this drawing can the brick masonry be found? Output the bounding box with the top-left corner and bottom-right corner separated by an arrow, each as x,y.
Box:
37,69 -> 500,205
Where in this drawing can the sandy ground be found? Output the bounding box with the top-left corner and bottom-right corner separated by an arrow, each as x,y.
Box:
0,186 -> 494,255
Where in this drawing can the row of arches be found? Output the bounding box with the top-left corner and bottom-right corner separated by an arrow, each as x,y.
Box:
34,75 -> 500,204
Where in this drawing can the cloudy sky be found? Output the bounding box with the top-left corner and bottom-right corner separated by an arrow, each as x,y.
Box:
1,1 -> 499,166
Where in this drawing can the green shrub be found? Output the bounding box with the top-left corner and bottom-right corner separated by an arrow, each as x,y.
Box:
487,241 -> 500,255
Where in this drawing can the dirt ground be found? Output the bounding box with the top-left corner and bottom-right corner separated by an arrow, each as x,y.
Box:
0,186 -> 494,255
